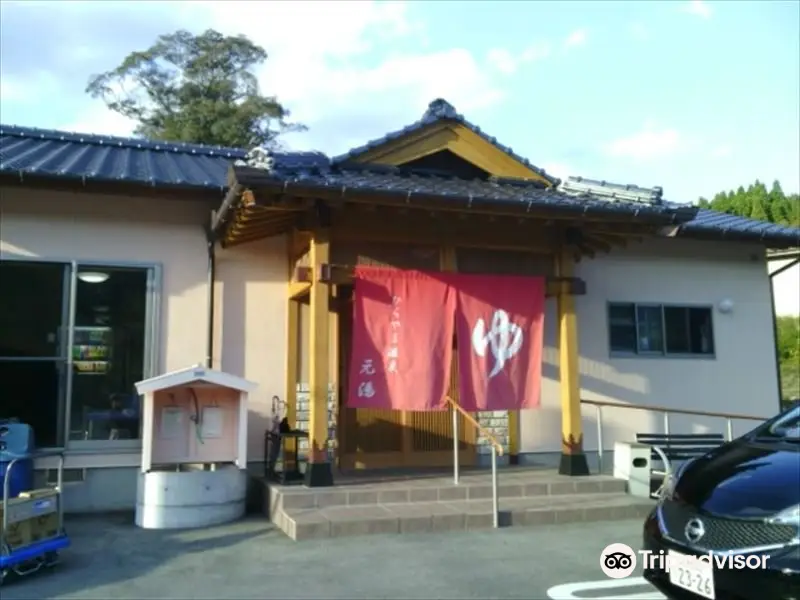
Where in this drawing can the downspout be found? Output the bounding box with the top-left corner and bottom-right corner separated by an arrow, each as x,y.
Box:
205,211 -> 217,369
768,257 -> 799,409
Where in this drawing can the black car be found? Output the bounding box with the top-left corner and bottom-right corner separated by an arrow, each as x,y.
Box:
643,403 -> 800,600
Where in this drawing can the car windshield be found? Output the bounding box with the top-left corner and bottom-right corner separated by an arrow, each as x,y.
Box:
765,405 -> 800,440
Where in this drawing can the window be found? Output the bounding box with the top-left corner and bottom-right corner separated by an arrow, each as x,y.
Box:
607,302 -> 715,357
0,260 -> 158,449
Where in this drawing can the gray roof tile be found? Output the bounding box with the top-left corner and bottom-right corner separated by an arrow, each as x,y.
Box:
234,160 -> 696,223
558,175 -> 799,246
1,123 -> 797,248
0,124 -> 244,189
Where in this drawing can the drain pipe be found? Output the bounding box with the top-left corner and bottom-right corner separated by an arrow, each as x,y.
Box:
205,211 -> 217,369
768,257 -> 799,409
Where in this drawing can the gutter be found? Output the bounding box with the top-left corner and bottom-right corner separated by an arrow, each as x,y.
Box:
210,183 -> 243,238
205,212 -> 217,369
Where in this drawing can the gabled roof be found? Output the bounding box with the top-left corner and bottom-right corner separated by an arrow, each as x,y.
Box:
333,99 -> 561,186
0,124 -> 244,190
134,364 -> 256,395
560,176 -> 800,247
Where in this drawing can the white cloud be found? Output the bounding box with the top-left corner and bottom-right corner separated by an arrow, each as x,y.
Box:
61,101 -> 139,138
486,42 -> 551,75
564,28 -> 588,49
682,0 -> 713,19
603,123 -> 682,161
6,0 -> 515,153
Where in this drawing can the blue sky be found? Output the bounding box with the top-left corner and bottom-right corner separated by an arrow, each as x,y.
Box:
1,0 -> 798,204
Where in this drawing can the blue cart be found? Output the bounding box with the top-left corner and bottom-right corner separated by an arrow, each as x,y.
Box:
0,451 -> 71,585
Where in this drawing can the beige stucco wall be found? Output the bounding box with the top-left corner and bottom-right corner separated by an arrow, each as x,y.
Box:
0,186 -> 783,468
519,238 -> 780,455
0,187 -> 286,464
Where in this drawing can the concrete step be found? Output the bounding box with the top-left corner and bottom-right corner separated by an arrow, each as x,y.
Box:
274,493 -> 654,540
272,475 -> 627,512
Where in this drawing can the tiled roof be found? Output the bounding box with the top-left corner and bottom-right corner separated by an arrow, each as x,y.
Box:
560,176 -> 664,205
332,99 -> 561,186
678,209 -> 800,245
1,122 -> 797,248
0,124 -> 244,190
560,176 -> 800,247
233,154 -> 697,223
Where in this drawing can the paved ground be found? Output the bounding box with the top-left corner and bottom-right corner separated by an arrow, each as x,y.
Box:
2,515 -> 664,599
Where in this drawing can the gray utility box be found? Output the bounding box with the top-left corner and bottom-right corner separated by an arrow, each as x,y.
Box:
613,441 -> 652,499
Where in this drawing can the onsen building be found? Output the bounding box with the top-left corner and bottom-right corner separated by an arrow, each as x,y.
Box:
1,99 -> 797,514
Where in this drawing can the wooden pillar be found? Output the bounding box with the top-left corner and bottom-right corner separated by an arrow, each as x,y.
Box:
305,228 -> 334,486
285,299 -> 299,429
556,252 -> 590,476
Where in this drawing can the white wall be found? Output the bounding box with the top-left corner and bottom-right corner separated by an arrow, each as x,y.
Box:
520,238 -> 780,455
0,187 -> 287,467
770,259 -> 800,316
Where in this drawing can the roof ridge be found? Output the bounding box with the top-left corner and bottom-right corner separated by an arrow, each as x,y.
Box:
0,124 -> 247,159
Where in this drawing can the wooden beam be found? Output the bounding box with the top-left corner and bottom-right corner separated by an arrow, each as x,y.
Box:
448,125 -> 553,185
555,252 -> 590,476
294,264 -> 587,297
345,121 -> 455,165
284,233 -> 301,470
325,208 -> 559,252
305,228 -> 334,486
288,280 -> 311,299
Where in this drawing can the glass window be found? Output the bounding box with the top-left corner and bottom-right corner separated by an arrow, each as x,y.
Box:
636,305 -> 664,354
609,302 -> 715,358
69,267 -> 149,442
0,261 -> 68,447
608,303 -> 637,353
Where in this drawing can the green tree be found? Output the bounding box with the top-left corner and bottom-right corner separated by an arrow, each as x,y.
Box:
86,29 -> 304,148
698,179 -> 800,228
777,316 -> 800,403
700,182 -> 800,403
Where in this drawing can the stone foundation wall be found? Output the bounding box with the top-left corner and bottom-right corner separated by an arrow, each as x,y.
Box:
476,410 -> 510,455
294,383 -> 337,461
292,391 -> 510,465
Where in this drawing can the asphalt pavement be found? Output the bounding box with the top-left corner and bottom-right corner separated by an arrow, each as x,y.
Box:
2,514 -> 665,599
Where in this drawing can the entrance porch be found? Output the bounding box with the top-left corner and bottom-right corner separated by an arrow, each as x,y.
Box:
211,100 -> 697,487
217,182 -> 687,486
260,466 -> 653,540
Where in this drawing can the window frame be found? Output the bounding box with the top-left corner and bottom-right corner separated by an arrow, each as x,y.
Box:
0,256 -> 162,452
606,301 -> 716,359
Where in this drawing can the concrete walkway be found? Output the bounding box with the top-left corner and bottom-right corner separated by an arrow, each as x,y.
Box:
2,514 -> 659,599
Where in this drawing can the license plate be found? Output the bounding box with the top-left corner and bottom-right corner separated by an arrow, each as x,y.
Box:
668,550 -> 715,600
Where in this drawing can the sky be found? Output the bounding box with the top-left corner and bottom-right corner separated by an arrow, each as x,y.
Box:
1,0 -> 798,204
